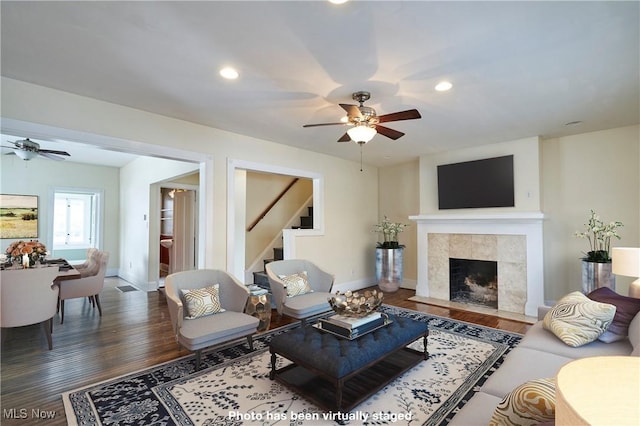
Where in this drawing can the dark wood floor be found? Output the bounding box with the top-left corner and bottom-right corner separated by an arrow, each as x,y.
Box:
0,277 -> 530,425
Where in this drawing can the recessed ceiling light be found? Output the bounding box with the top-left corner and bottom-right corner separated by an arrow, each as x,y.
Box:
219,67 -> 239,80
329,0 -> 349,4
435,81 -> 453,92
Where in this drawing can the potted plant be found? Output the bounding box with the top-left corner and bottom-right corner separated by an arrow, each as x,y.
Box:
574,210 -> 623,293
372,216 -> 409,292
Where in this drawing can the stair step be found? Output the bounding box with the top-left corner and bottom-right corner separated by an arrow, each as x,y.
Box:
273,247 -> 283,260
299,216 -> 313,228
252,271 -> 270,287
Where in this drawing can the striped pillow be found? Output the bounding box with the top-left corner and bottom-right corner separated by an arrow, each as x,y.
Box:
543,291 -> 616,347
490,378 -> 556,426
279,271 -> 313,297
181,284 -> 225,319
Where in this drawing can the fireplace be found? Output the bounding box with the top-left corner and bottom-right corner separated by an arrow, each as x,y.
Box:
449,258 -> 498,309
410,212 -> 545,317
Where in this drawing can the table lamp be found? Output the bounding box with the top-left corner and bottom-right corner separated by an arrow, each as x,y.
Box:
612,247 -> 640,298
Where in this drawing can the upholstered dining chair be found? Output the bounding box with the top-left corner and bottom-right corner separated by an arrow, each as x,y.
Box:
266,259 -> 335,323
58,250 -> 109,324
165,269 -> 259,370
1,267 -> 61,350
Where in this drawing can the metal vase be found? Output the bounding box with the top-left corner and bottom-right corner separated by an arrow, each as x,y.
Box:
581,260 -> 615,294
376,247 -> 404,292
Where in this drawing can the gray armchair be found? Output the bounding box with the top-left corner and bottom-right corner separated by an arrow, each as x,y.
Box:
1,267 -> 60,350
165,269 -> 259,370
266,259 -> 334,323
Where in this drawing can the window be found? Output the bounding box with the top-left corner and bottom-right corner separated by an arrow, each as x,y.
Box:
52,190 -> 100,249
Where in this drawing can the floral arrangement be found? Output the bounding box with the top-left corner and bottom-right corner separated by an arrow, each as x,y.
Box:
372,215 -> 409,249
574,210 -> 623,263
5,240 -> 48,266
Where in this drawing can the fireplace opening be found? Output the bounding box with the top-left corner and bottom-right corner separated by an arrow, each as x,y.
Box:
449,258 -> 498,309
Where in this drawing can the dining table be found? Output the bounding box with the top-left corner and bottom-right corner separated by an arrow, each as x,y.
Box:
0,259 -> 81,281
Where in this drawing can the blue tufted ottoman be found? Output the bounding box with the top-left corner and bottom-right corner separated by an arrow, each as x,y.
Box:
269,314 -> 428,412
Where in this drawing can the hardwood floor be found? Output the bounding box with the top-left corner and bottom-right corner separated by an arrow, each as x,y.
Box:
0,277 -> 530,425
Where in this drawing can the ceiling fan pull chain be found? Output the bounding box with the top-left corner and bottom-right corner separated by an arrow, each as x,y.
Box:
360,142 -> 363,172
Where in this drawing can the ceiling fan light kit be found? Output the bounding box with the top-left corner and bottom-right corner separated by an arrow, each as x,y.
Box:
347,124 -> 376,144
3,138 -> 71,161
303,90 -> 421,145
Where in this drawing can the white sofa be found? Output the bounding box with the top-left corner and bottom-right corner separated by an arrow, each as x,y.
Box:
450,298 -> 640,425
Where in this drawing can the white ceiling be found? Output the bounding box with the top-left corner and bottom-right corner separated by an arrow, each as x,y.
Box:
1,1 -> 638,168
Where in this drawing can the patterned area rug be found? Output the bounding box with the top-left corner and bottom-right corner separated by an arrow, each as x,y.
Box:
63,305 -> 521,425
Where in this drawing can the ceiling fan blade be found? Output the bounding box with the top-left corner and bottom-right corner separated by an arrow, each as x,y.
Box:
377,109 -> 422,123
339,103 -> 362,119
40,149 -> 70,156
375,125 -> 405,140
337,133 -> 351,142
39,152 -> 66,161
303,122 -> 345,128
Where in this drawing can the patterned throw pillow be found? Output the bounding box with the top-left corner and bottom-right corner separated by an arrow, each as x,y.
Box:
489,378 -> 556,426
543,291 -> 616,347
279,271 -> 313,297
587,287 -> 640,343
181,284 -> 225,319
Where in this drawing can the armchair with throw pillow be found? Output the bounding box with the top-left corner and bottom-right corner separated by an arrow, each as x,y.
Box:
266,259 -> 334,323
165,269 -> 259,370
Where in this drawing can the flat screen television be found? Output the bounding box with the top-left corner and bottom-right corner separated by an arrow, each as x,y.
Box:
437,155 -> 514,209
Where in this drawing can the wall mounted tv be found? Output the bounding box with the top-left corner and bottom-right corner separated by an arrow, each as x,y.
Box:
437,155 -> 514,209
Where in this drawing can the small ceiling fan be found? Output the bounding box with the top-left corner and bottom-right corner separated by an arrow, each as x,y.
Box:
303,91 -> 422,144
3,138 -> 70,161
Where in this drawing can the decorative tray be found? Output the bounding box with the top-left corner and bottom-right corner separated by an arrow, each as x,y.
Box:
312,316 -> 392,341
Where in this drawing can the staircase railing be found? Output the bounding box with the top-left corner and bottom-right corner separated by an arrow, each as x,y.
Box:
247,178 -> 299,232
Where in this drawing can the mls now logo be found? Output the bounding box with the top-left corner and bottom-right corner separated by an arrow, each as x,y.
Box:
3,408 -> 56,419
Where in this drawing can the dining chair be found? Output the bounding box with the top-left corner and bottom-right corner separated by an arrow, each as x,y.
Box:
58,250 -> 109,324
1,267 -> 61,350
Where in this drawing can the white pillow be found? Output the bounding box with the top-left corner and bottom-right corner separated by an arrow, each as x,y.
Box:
543,291 -> 616,347
279,271 -> 313,297
181,284 -> 225,319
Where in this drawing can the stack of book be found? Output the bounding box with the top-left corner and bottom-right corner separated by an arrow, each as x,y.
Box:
319,312 -> 385,339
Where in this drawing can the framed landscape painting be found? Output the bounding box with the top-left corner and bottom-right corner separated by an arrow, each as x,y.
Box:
0,194 -> 39,239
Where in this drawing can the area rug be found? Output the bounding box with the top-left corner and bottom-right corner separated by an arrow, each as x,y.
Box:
63,305 -> 521,425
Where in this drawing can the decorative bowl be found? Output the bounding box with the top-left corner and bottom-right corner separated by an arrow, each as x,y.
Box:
328,289 -> 384,318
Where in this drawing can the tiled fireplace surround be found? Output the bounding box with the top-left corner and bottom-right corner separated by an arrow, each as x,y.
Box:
410,213 -> 545,317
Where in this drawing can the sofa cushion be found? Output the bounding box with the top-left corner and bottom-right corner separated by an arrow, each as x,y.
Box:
283,291 -> 332,317
489,378 -> 556,426
179,311 -> 258,348
543,291 -> 616,347
481,347 -> 573,398
448,391 -> 503,426
587,287 -> 640,342
279,271 -> 313,297
519,321 -> 633,359
181,284 -> 225,319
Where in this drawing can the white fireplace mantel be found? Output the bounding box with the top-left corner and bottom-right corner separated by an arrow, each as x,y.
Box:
409,212 -> 545,317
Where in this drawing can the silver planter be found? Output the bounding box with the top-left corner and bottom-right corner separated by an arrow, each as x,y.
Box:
581,260 -> 615,294
376,247 -> 404,292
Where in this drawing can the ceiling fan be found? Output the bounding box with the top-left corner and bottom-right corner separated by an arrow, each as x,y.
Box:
3,138 -> 70,161
303,91 -> 422,144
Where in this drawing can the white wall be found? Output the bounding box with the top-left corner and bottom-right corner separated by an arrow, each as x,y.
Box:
119,156 -> 200,289
419,137 -> 541,215
541,125 -> 639,300
401,127 -> 639,303
0,155 -> 120,273
1,77 -> 379,288
378,160 -> 420,288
